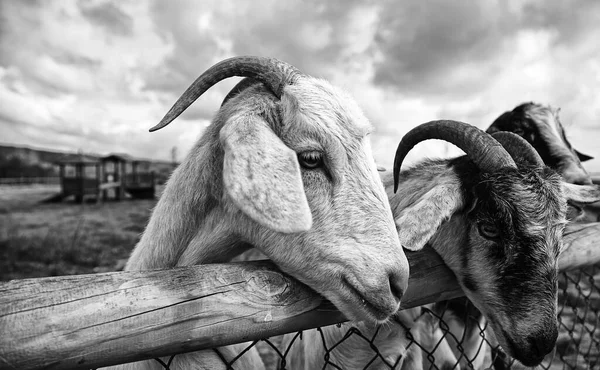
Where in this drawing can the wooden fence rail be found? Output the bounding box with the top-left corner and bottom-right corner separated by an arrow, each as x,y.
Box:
1,222 -> 599,370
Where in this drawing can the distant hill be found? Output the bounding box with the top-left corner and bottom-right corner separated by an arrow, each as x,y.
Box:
0,144 -> 177,182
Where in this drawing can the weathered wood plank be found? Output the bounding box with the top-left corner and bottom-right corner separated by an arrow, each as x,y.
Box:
558,222 -> 600,271
0,261 -> 331,370
0,222 -> 598,370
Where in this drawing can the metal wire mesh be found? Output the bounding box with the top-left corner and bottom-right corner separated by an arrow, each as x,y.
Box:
138,265 -> 599,370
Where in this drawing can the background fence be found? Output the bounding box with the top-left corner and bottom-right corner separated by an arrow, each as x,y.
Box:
212,266 -> 600,369
1,222 -> 599,370
0,176 -> 60,185
118,263 -> 600,369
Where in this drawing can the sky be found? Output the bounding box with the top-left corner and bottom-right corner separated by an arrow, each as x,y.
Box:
1,0 -> 599,171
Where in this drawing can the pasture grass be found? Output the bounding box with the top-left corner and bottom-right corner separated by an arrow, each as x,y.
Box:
0,185 -> 154,280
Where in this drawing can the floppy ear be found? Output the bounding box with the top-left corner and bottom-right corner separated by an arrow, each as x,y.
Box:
574,149 -> 594,162
562,183 -> 600,222
562,183 -> 600,204
220,113 -> 312,233
393,181 -> 463,251
565,202 -> 584,222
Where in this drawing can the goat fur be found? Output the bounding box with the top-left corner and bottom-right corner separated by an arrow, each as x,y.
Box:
487,102 -> 593,186
435,102 -> 600,369
280,154 -> 600,370
106,76 -> 412,369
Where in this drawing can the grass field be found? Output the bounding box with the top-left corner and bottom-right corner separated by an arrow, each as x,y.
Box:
0,185 -> 155,281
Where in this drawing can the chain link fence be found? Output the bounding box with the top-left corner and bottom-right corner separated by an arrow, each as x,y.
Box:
140,265 -> 599,370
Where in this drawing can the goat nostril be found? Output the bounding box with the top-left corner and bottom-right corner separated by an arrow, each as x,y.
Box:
391,285 -> 404,302
389,273 -> 407,304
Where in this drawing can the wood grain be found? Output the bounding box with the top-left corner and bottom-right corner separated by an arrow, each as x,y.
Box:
559,222 -> 600,271
1,223 -> 599,370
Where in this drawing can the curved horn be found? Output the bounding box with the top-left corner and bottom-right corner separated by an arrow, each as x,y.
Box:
393,120 -> 517,192
150,56 -> 302,132
491,132 -> 544,168
220,77 -> 260,108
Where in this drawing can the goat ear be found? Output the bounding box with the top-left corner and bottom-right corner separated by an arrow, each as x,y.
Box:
574,149 -> 594,162
392,181 -> 463,251
562,183 -> 600,205
220,114 -> 312,233
563,183 -> 600,222
566,202 -> 584,222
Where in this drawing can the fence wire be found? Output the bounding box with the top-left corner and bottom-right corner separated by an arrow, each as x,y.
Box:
132,265 -> 599,370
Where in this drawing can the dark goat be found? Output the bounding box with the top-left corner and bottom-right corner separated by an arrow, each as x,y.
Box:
437,102 -> 599,368
487,102 -> 593,185
281,122 -> 600,369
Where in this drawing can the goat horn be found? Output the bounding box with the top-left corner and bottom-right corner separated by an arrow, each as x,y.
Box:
491,132 -> 544,168
220,77 -> 260,108
150,56 -> 302,132
393,120 -> 517,192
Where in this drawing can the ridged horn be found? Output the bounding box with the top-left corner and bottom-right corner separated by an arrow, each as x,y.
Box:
491,132 -> 544,168
393,120 -> 517,192
150,56 -> 302,132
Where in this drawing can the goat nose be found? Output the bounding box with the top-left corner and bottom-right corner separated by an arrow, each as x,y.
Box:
530,336 -> 552,358
529,328 -> 558,358
389,271 -> 408,304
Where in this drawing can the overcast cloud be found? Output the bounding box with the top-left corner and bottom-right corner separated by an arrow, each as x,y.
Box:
0,0 -> 598,171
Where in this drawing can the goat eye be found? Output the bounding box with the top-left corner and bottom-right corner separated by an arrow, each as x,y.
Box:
298,151 -> 324,169
478,222 -> 500,239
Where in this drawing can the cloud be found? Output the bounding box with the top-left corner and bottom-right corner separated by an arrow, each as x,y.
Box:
145,0 -> 377,88
79,0 -> 134,36
362,1 -> 600,171
521,0 -> 600,45
0,1 -> 186,158
371,1 -> 600,101
0,0 -> 598,174
373,1 -> 512,96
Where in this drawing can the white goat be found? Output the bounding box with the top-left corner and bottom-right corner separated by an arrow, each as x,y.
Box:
281,120 -> 600,369
105,56 -> 411,370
